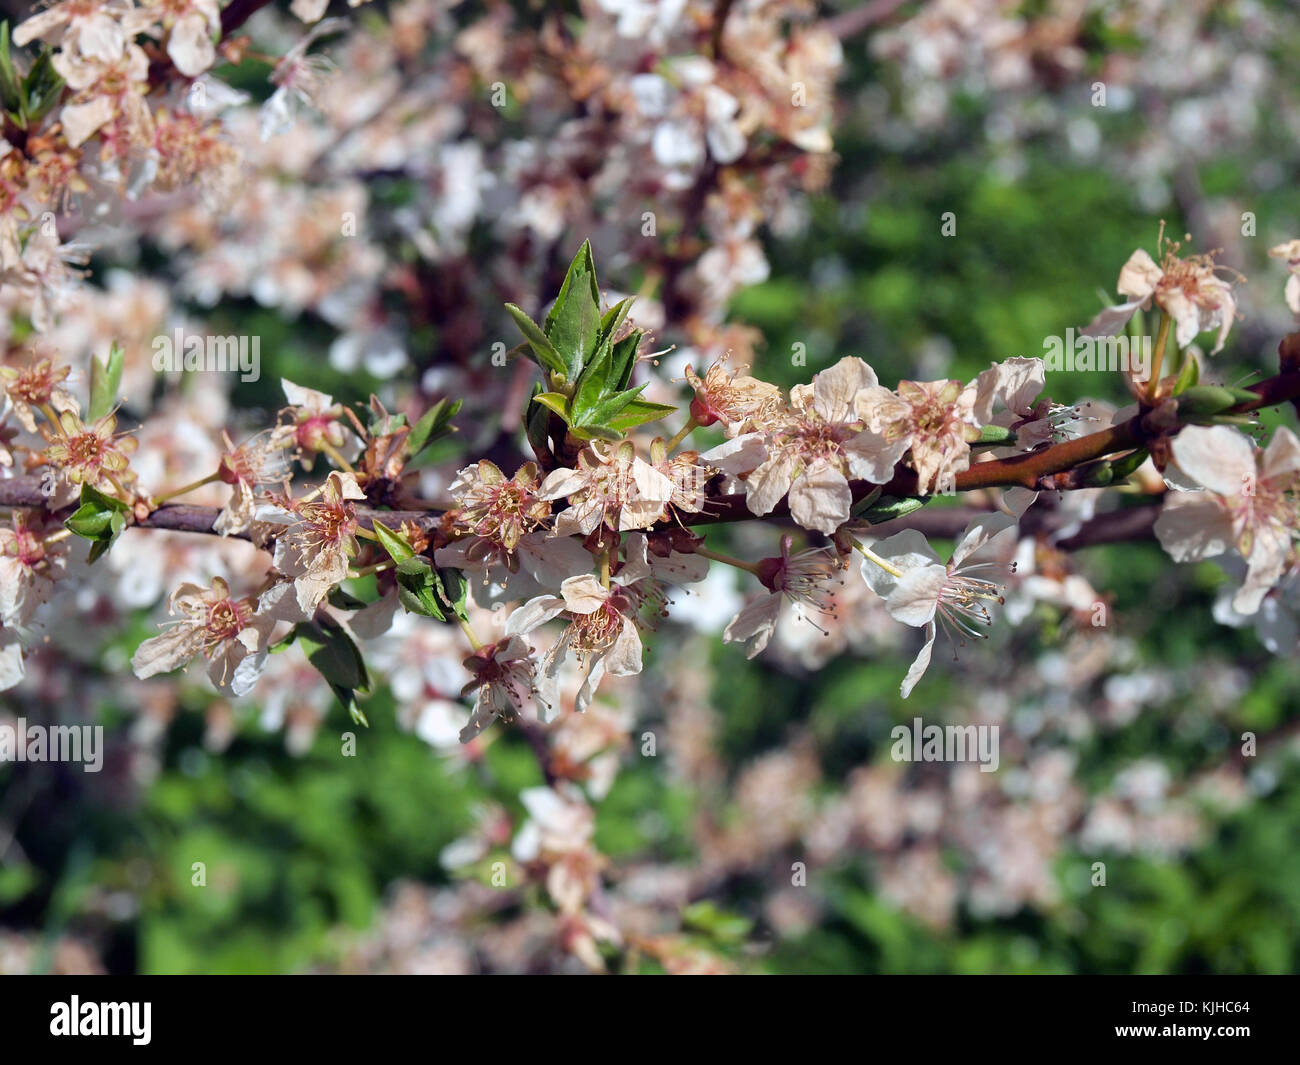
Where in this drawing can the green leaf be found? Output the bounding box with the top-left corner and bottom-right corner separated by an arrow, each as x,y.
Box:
609,331 -> 642,391
394,556 -> 447,620
1172,351 -> 1200,395
334,685 -> 369,728
572,383 -> 648,428
407,397 -> 461,458
544,240 -> 603,379
505,303 -> 567,378
567,424 -> 624,442
292,618 -> 370,693
65,484 -> 130,561
21,47 -> 63,126
371,518 -> 415,563
532,391 -> 572,423
0,24 -> 22,115
570,335 -> 616,423
854,495 -> 928,524
525,386 -> 552,457
87,342 -> 124,422
604,398 -> 677,433
435,567 -> 469,623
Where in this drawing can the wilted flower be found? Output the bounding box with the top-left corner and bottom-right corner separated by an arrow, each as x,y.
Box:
856,377 -> 992,494
685,358 -> 782,436
0,356 -> 80,433
458,634 -> 538,743
706,357 -> 900,535
214,430 -> 293,536
539,440 -> 675,537
0,514 -> 68,628
43,410 -> 138,489
723,536 -> 841,658
1155,425 -> 1300,614
1085,233 -> 1239,355
131,577 -> 278,696
266,471 -> 365,614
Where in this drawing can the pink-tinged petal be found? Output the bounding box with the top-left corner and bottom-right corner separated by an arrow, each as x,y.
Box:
813,356 -> 877,423
281,379 -> 333,410
854,384 -> 907,432
899,623 -> 937,698
631,457 -> 675,503
0,638 -> 23,691
744,450 -> 799,516
1153,491 -> 1233,562
1001,487 -> 1038,518
517,532 -> 594,587
1116,248 -> 1162,303
885,563 -> 946,627
537,466 -> 587,499
573,655 -> 607,714
1080,299 -> 1145,339
700,433 -> 767,475
603,617 -> 644,676
843,429 -> 908,484
788,460 -> 851,534
1170,425 -> 1255,497
60,96 -> 115,148
168,13 -> 216,78
1262,426 -> 1300,483
559,574 -> 609,614
722,594 -> 782,658
951,512 -> 1018,567
131,627 -> 205,679
505,594 -> 566,635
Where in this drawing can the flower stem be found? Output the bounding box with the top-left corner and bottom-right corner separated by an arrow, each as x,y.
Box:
40,404 -> 68,437
695,544 -> 761,576
458,617 -> 483,651
320,440 -> 355,474
1148,312 -> 1171,401
853,540 -> 904,578
153,472 -> 220,505
665,416 -> 699,453
600,546 -> 611,588
348,560 -> 393,579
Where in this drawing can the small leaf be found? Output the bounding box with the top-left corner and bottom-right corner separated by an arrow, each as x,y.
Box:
407,397 -> 461,459
545,240 -> 603,379
394,556 -> 447,620
570,335 -> 616,423
0,24 -> 22,114
435,567 -> 469,623
21,47 -> 63,126
87,342 -> 124,422
532,391 -> 572,423
525,386 -> 552,458
506,303 -> 567,378
573,383 -> 648,428
1172,351 -> 1200,395
292,618 -> 370,693
371,518 -> 415,563
854,495 -> 928,524
609,331 -> 642,391
65,484 -> 130,558
604,398 -> 677,433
